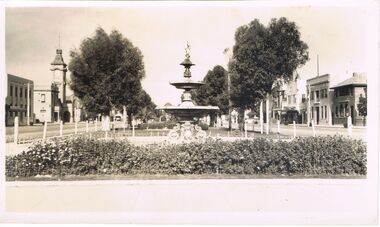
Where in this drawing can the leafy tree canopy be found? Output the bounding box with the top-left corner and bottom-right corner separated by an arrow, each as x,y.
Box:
230,17 -> 309,110
192,65 -> 229,115
69,27 -> 147,116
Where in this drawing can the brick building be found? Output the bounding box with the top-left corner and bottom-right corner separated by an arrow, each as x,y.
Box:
5,74 -> 34,126
330,73 -> 367,126
306,74 -> 334,126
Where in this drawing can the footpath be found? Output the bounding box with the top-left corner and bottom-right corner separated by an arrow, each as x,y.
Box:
2,178 -> 377,225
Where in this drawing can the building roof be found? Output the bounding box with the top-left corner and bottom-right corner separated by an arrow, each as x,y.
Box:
7,74 -> 34,84
51,49 -> 67,66
330,73 -> 367,89
306,74 -> 329,85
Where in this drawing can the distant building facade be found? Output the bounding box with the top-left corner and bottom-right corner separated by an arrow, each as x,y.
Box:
66,94 -> 86,122
331,73 -> 367,126
33,84 -> 60,123
271,74 -> 307,124
306,74 -> 333,126
5,74 -> 34,126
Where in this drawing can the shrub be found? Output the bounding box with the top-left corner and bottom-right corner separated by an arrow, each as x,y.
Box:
197,122 -> 209,130
5,135 -> 367,178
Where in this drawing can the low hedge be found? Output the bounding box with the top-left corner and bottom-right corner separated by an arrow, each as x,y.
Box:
6,135 -> 366,178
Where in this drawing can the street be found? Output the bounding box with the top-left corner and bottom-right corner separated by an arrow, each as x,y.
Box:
225,122 -> 366,141
6,122 -> 366,140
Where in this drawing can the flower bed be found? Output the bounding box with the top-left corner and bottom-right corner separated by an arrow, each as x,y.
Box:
6,135 -> 366,178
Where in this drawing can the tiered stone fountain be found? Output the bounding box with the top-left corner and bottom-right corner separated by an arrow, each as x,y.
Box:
157,44 -> 219,142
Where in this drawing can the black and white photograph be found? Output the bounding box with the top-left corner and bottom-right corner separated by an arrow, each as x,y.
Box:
0,0 -> 378,225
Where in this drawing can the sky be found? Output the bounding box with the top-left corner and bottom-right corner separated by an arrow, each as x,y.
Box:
4,1 -> 378,106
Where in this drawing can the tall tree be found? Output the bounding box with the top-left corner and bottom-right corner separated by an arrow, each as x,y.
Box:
230,17 -> 309,130
192,65 -> 229,127
69,27 -> 146,125
135,90 -> 157,123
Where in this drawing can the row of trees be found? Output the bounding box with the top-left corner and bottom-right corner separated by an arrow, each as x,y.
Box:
193,17 -> 309,130
69,17 -> 310,129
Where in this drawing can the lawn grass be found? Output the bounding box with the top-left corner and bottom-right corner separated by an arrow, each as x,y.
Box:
6,173 -> 365,182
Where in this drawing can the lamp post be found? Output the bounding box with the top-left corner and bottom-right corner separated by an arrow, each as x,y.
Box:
223,48 -> 233,131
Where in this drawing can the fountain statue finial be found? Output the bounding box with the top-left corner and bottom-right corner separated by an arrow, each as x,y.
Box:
185,41 -> 191,59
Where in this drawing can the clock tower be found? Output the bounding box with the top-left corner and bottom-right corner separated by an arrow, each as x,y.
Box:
50,48 -> 67,104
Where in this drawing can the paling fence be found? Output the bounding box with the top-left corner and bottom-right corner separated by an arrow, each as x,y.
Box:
7,117 -> 358,145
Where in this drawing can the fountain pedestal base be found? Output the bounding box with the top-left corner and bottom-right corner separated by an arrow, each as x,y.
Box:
167,121 -> 207,143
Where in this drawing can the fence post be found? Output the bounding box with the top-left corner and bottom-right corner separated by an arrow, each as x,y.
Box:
13,116 -> 19,144
43,120 -> 47,142
60,120 -> 63,137
244,120 -> 248,138
260,101 -> 264,134
75,121 -> 78,134
266,95 -> 270,135
86,120 -> 89,133
132,122 -> 135,137
347,116 -> 352,137
293,121 -> 296,138
312,120 -> 316,137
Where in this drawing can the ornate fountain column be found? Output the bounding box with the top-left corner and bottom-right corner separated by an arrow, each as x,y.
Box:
157,43 -> 219,143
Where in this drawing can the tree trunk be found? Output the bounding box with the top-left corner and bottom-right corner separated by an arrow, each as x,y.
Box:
238,108 -> 245,131
228,109 -> 232,131
210,114 -> 216,127
128,112 -> 133,127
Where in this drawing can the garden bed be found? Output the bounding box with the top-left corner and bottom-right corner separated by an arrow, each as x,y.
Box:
6,135 -> 367,179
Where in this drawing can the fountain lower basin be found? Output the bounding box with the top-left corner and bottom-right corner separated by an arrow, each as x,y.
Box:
157,105 -> 219,122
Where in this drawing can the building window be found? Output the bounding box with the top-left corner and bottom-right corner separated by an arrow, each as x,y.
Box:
335,106 -> 339,117
20,87 -> 22,98
340,104 -> 344,117
316,90 -> 320,100
40,109 -> 46,113
41,94 -> 46,103
29,90 -> 32,99
15,87 -> 18,97
10,85 -> 13,97
339,87 -> 350,96
325,106 -> 327,119
310,91 -> 314,100
293,95 -> 296,104
25,88 -> 27,98
344,103 -> 348,116
321,106 -> 324,119
288,95 -> 291,104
